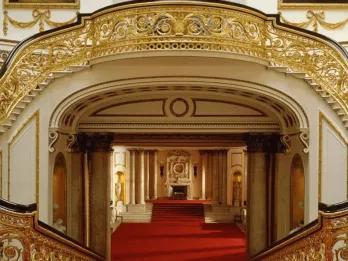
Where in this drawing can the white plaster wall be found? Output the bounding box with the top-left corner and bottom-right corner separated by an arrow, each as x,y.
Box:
8,118 -> 36,205
0,56 -> 346,224
321,120 -> 348,204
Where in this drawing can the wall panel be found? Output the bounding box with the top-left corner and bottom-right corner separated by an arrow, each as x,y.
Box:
8,112 -> 39,205
320,113 -> 348,204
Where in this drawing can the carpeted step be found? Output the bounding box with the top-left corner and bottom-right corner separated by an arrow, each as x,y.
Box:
151,201 -> 205,223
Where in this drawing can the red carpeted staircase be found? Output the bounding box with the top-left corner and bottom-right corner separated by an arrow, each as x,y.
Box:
151,202 -> 204,223
111,200 -> 247,261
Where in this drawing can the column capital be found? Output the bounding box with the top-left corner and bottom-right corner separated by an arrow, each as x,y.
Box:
246,134 -> 285,153
70,133 -> 113,152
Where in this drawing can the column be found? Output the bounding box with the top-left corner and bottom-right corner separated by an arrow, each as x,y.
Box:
200,151 -> 207,200
139,150 -> 145,204
247,135 -> 267,257
129,150 -> 136,205
153,150 -> 158,199
221,150 -> 228,205
145,151 -> 150,201
246,134 -> 282,256
88,133 -> 113,257
68,141 -> 84,244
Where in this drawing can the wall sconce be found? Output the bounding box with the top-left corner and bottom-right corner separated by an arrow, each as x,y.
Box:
160,164 -> 164,177
193,164 -> 198,177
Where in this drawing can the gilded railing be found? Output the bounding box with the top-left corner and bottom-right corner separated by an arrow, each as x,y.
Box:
0,1 -> 348,124
252,202 -> 348,260
0,199 -> 102,260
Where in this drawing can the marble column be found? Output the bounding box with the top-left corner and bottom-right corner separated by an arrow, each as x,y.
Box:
138,150 -> 145,204
247,134 -> 282,256
68,145 -> 84,244
200,151 -> 208,200
129,150 -> 136,205
145,151 -> 150,201
87,133 -> 113,257
153,150 -> 158,199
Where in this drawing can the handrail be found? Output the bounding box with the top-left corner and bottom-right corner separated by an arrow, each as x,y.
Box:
0,198 -> 103,260
251,201 -> 348,260
0,198 -> 37,213
0,0 -> 347,126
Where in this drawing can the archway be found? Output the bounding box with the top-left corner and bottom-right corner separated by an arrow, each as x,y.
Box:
52,153 -> 67,234
290,154 -> 305,230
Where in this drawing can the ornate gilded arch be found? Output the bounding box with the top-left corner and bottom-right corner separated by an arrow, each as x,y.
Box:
0,0 -> 348,132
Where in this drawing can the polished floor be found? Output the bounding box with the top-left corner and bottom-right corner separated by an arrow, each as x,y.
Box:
111,201 -> 246,261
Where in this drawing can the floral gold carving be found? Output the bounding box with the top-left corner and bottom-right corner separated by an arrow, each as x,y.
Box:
0,2 -> 348,126
0,208 -> 101,260
280,10 -> 348,32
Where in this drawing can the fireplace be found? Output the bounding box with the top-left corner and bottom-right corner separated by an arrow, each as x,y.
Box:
171,185 -> 187,200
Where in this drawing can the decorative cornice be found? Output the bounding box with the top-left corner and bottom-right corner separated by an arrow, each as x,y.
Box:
0,0 -> 347,128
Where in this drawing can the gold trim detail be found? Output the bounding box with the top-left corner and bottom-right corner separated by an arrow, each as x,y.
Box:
7,111 -> 39,211
1,2 -> 348,124
278,0 -> 348,10
0,150 -> 2,197
4,0 -> 80,9
318,112 -> 348,202
280,11 -> 348,32
3,9 -> 77,35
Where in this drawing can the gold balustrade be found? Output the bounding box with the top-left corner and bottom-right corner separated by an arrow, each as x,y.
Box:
0,1 -> 347,124
0,201 -> 102,260
252,203 -> 348,260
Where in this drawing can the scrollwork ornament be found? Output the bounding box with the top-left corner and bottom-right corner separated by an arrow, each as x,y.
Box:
66,134 -> 77,152
280,135 -> 291,154
299,130 -> 309,154
48,131 -> 59,153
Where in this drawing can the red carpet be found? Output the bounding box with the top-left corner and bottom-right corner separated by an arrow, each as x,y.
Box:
111,201 -> 246,261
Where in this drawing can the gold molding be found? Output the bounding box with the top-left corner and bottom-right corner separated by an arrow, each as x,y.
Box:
3,9 -> 77,35
7,111 -> 39,212
318,111 -> 348,202
278,0 -> 348,9
280,10 -> 348,32
0,1 -> 348,126
4,0 -> 80,9
0,150 -> 2,197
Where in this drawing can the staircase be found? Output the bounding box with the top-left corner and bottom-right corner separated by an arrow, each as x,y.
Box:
152,202 -> 204,223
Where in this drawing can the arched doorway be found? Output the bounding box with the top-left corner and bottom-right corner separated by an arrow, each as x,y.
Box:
52,153 -> 67,234
290,154 -> 305,230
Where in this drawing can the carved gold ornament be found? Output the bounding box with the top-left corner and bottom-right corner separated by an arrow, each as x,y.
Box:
280,10 -> 348,32
1,2 -> 348,125
0,208 -> 101,260
3,9 -> 77,35
253,209 -> 348,260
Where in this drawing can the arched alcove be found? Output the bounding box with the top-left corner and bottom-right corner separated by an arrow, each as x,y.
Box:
115,171 -> 126,204
52,152 -> 67,234
232,171 -> 243,207
290,154 -> 305,230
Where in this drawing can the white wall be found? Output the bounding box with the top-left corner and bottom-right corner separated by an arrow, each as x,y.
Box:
8,114 -> 37,205
321,116 -> 348,204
